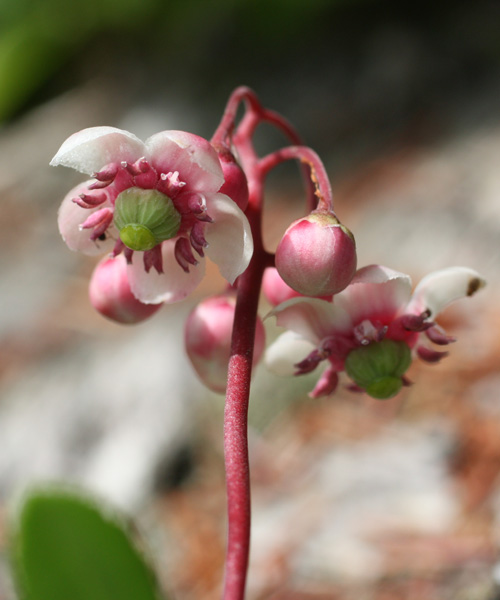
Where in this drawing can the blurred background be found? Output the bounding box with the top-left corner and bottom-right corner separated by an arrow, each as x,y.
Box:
0,0 -> 499,598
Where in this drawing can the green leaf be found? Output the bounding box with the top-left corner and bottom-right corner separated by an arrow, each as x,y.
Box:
12,487 -> 164,600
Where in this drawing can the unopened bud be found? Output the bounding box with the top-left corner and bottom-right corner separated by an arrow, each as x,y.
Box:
275,212 -> 357,297
217,148 -> 249,211
185,295 -> 265,393
89,255 -> 163,324
344,339 -> 412,399
262,267 -> 303,306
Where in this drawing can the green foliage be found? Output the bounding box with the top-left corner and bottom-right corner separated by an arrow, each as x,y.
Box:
11,487 -> 164,600
0,0 -> 160,122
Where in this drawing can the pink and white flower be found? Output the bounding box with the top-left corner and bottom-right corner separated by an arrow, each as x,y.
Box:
52,127 -> 253,304
266,265 -> 485,399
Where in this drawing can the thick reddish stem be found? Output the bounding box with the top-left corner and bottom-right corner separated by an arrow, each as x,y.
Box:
222,245 -> 264,600
216,89 -> 319,600
218,91 -> 268,600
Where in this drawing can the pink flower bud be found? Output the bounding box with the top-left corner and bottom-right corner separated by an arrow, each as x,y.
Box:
262,267 -> 304,306
275,212 -> 357,297
185,295 -> 266,393
217,148 -> 249,211
89,255 -> 163,324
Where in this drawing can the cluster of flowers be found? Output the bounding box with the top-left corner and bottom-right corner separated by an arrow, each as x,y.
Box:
53,122 -> 485,400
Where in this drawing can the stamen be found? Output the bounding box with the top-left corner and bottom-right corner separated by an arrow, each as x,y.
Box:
319,336 -> 354,366
294,349 -> 324,375
416,345 -> 449,363
401,310 -> 432,332
190,222 -> 209,256
88,180 -> 113,190
93,163 -> 119,182
143,245 -> 164,274
112,239 -> 125,257
187,193 -> 213,222
123,247 -> 134,264
132,158 -> 158,188
80,207 -> 114,241
73,191 -> 107,208
124,157 -> 149,176
426,325 -> 456,345
80,207 -> 113,230
174,237 -> 198,273
353,320 -> 387,345
158,171 -> 187,197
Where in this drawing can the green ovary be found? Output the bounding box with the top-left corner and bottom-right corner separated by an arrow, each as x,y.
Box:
114,187 -> 181,252
345,339 -> 412,400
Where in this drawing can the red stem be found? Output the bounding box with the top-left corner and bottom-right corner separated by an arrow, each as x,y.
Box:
218,91 -> 269,600
222,242 -> 265,600
216,89 -> 322,600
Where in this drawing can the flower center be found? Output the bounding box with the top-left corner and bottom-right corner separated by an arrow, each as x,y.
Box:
114,187 -> 181,252
344,339 -> 412,399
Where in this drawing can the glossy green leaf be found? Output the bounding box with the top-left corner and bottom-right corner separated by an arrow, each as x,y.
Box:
12,488 -> 164,600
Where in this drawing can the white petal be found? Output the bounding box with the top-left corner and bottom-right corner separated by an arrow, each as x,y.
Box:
406,267 -> 486,317
204,193 -> 253,284
265,331 -> 316,376
337,264 -> 412,323
126,239 -> 205,304
268,297 -> 350,344
57,181 -> 115,255
145,130 -> 224,194
50,126 -> 145,175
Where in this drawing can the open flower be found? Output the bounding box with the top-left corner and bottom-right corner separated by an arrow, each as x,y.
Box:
52,127 -> 253,304
266,265 -> 485,399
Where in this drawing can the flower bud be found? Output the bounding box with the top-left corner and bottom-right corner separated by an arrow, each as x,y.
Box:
185,295 -> 265,393
217,148 -> 249,211
344,339 -> 412,399
89,255 -> 163,324
275,212 -> 357,297
262,267 -> 303,306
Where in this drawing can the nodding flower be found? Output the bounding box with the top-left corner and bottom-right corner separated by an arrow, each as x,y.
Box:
265,265 -> 485,399
52,126 -> 253,305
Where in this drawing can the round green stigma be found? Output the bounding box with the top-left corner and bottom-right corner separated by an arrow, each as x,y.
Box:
345,338 -> 412,400
114,187 -> 181,252
119,224 -> 157,252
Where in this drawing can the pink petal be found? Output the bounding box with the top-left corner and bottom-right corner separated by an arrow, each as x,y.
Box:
57,181 -> 116,255
265,331 -> 317,376
269,297 -> 350,344
204,193 -> 253,284
337,264 -> 412,324
50,126 -> 145,175
126,239 -> 205,304
145,130 -> 224,194
406,267 -> 486,318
